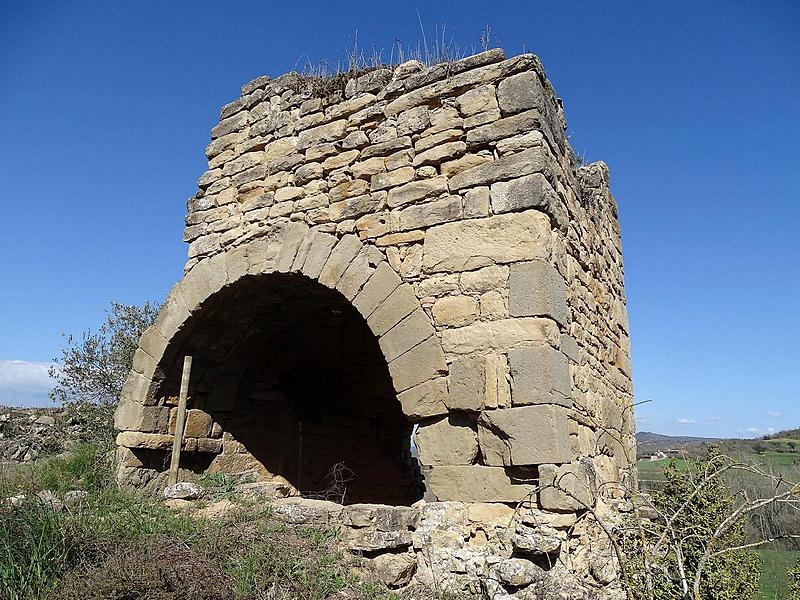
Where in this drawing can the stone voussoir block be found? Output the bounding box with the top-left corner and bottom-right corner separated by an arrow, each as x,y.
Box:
317,234 -> 362,288
387,335 -> 447,392
114,400 -> 170,433
368,283 -> 419,337
353,262 -> 402,319
378,308 -> 436,363
396,377 -> 449,419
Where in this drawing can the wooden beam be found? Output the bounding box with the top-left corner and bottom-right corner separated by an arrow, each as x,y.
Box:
168,356 -> 193,486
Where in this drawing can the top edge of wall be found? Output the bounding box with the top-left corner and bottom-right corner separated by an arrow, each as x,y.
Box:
220,49 -> 552,121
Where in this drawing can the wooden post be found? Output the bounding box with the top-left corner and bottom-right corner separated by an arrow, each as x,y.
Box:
168,355 -> 193,486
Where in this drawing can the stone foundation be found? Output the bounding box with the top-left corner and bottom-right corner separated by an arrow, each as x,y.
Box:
167,487 -> 627,599
114,48 -> 634,595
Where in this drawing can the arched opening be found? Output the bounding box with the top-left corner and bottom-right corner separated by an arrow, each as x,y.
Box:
154,272 -> 424,505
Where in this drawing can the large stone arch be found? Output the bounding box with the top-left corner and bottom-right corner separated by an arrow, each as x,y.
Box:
115,220 -> 450,502
116,48 -> 634,517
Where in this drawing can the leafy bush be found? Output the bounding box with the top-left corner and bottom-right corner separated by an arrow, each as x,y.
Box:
789,558 -> 800,599
625,450 -> 762,599
48,301 -> 159,445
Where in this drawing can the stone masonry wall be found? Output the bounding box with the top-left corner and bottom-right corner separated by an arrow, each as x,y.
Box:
113,48 -> 633,597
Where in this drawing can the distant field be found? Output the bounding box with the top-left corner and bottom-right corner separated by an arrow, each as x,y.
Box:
757,450 -> 800,467
758,548 -> 799,600
636,458 -> 689,480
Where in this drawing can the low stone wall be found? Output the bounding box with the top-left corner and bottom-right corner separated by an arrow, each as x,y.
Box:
0,406 -> 68,463
168,488 -> 626,599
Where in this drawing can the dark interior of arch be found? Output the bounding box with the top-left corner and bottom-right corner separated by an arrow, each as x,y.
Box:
154,272 -> 424,506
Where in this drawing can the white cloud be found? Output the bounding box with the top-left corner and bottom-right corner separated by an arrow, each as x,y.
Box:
676,417 -> 697,425
767,410 -> 783,417
742,427 -> 764,435
0,360 -> 57,407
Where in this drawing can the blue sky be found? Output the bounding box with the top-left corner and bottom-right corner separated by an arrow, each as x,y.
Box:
1,1 -> 798,437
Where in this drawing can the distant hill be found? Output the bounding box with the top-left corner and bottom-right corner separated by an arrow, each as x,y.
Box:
636,431 -> 721,459
636,428 -> 800,460
766,428 -> 800,440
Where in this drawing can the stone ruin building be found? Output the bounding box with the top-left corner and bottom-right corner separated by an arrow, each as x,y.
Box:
114,49 -> 634,597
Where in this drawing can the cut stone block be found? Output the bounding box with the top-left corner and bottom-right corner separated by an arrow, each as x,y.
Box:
119,372 -> 154,405
441,317 -> 559,354
508,344 -> 571,407
428,465 -> 536,503
484,352 -> 511,409
301,232 -> 337,279
387,177 -> 448,208
448,147 -> 551,191
353,262 -> 402,319
169,408 -> 213,438
388,335 -> 447,392
275,221 -> 309,272
560,334 -> 580,363
508,260 -> 569,326
490,173 -> 563,226
114,401 -> 170,433
397,196 -> 462,231
379,308 -> 436,362
422,210 -> 551,273
368,283 -> 418,337
414,414 -> 478,466
539,463 -> 593,511
478,404 -> 572,466
138,327 -> 169,362
497,71 -> 547,116
466,110 -> 545,146
182,254 -> 228,308
447,355 -> 485,412
397,377 -> 449,419
335,249 -> 374,300
318,234 -> 362,288
432,295 -> 478,328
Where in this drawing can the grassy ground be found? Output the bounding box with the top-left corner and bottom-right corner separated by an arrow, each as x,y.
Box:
0,444 -> 399,600
758,548 -> 800,600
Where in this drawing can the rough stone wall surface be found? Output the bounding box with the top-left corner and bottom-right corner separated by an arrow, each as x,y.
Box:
114,49 -> 633,597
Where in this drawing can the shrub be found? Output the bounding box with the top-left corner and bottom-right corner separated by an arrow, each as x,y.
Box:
49,301 -> 159,445
789,558 -> 800,599
625,449 -> 762,600
52,538 -> 236,600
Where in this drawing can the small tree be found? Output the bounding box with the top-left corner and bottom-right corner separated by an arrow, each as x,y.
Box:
49,301 -> 159,442
622,452 -> 761,599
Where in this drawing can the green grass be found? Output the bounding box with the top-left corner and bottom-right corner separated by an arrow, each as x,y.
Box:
0,442 -> 400,600
0,442 -> 111,495
757,548 -> 800,600
757,451 -> 800,467
636,458 -> 690,479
